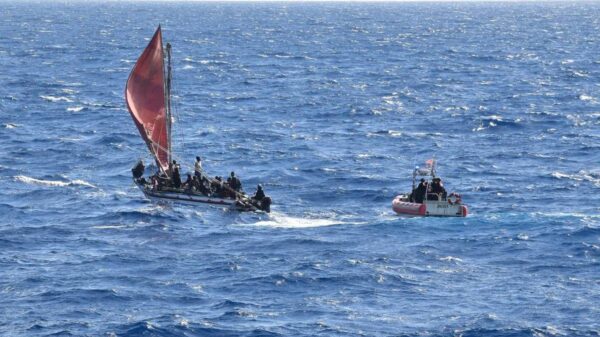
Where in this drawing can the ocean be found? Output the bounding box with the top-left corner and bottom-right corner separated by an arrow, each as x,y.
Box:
1,1 -> 599,336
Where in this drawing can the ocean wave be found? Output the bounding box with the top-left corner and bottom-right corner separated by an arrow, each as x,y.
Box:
61,88 -> 77,94
225,95 -> 256,101
550,170 -> 600,186
368,130 -> 443,139
112,319 -> 283,337
14,175 -> 96,188
66,106 -> 85,112
249,212 -> 342,228
473,115 -> 523,131
40,95 -> 73,103
438,256 -> 463,264
578,94 -> 594,101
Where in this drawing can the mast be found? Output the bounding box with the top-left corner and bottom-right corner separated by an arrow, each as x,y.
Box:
165,42 -> 173,171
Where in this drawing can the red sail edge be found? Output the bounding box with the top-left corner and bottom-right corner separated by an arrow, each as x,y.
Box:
125,26 -> 170,174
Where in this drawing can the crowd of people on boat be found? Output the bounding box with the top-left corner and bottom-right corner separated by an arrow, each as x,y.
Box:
409,177 -> 447,203
131,157 -> 267,203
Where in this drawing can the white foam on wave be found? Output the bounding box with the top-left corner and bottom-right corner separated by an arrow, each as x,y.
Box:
92,225 -> 128,230
40,95 -> 73,103
473,123 -> 487,132
67,106 -> 84,112
551,170 -> 600,186
250,212 -> 341,228
387,130 -> 441,138
58,136 -> 83,142
531,211 -> 600,219
439,256 -> 463,263
14,175 -> 96,188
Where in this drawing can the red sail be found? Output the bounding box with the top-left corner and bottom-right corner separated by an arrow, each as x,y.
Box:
125,26 -> 170,173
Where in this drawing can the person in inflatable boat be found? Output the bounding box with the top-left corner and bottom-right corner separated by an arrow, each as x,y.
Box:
429,177 -> 447,200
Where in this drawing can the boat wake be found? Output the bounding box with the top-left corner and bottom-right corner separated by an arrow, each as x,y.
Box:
249,212 -> 342,228
14,175 -> 96,188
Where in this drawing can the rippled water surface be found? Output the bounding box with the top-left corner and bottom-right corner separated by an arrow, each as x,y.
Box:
1,2 -> 599,336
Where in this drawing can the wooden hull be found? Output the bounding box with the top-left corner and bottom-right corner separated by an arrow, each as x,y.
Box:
135,180 -> 264,212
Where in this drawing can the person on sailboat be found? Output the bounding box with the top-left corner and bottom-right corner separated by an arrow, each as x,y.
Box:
253,184 -> 265,201
195,176 -> 210,195
212,176 -> 224,197
183,173 -> 193,191
194,156 -> 203,178
171,160 -> 182,188
132,160 -> 145,180
250,184 -> 271,212
227,171 -> 242,192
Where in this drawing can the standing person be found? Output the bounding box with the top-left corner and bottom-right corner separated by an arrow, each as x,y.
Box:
172,160 -> 181,188
194,156 -> 203,178
431,177 -> 447,199
228,171 -> 242,192
414,178 -> 427,204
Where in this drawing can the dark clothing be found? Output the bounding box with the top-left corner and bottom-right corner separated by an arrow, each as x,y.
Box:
193,177 -> 210,195
211,179 -> 223,196
427,193 -> 440,201
254,188 -> 265,201
228,176 -> 242,191
183,175 -> 193,190
430,181 -> 447,199
132,161 -> 145,179
172,168 -> 181,188
413,182 -> 427,203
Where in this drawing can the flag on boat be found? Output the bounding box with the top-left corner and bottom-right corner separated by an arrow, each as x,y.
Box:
415,159 -> 436,176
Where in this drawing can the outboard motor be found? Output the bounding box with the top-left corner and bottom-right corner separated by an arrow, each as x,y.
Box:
260,196 -> 271,213
131,160 -> 145,179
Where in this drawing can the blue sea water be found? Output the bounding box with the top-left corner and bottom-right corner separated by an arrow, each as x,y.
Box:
1,1 -> 600,336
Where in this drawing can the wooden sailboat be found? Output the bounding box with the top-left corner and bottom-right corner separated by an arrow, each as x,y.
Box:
125,26 -> 271,212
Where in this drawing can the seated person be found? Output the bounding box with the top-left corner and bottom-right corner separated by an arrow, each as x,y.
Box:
182,174 -> 193,191
131,160 -> 145,179
211,176 -> 225,197
253,184 -> 265,201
